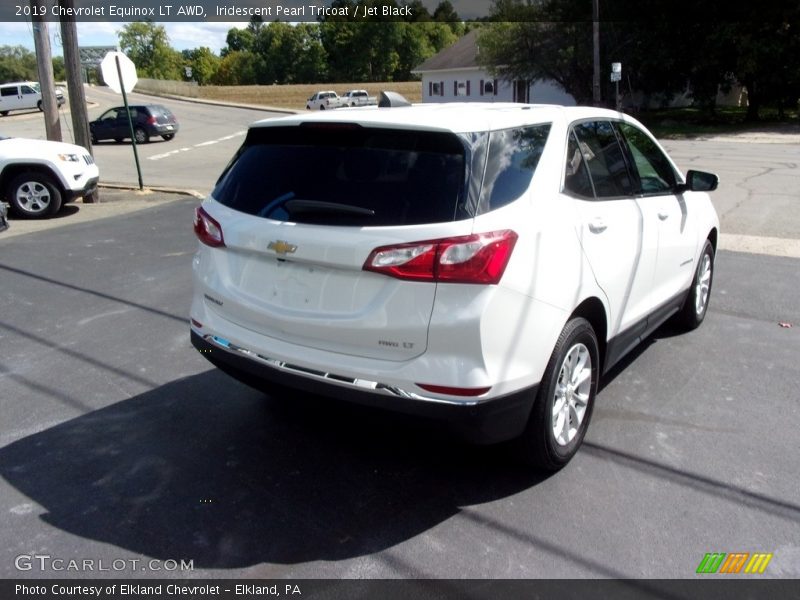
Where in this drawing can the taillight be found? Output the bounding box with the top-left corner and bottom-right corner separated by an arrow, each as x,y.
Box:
147,115 -> 157,125
363,230 -> 517,284
193,206 -> 225,247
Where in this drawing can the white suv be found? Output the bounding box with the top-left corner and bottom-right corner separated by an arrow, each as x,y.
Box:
0,135 -> 99,218
190,98 -> 719,470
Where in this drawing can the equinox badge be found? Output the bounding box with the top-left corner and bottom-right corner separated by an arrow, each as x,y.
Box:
268,240 -> 297,255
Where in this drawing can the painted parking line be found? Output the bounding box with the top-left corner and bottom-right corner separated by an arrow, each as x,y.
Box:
147,130 -> 246,161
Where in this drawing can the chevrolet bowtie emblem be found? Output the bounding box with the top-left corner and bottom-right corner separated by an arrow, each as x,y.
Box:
268,240 -> 297,255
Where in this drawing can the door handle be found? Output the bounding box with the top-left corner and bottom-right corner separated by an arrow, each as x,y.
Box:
588,219 -> 607,233
658,211 -> 669,220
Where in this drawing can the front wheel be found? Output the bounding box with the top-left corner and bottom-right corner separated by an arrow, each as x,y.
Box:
37,100 -> 43,111
162,133 -> 175,141
675,239 -> 714,330
516,317 -> 599,471
7,172 -> 63,219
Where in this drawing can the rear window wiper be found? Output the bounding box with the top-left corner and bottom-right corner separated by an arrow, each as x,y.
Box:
284,199 -> 375,217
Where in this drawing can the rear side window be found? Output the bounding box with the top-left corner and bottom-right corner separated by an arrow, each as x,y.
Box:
212,125 -> 468,226
572,121 -> 633,198
1,86 -> 18,97
478,124 -> 551,213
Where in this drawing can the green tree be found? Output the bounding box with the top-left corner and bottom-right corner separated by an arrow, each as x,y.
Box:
0,45 -> 38,82
212,50 -> 261,85
222,27 -> 255,57
118,22 -> 183,80
182,47 -> 220,85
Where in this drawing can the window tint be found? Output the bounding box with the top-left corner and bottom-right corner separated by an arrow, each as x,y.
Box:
564,130 -> 595,199
21,86 -> 37,95
1,86 -> 17,97
572,121 -> 633,198
213,126 -> 467,227
616,122 -> 677,194
478,124 -> 551,212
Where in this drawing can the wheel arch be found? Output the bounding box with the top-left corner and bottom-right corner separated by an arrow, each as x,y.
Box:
569,296 -> 608,370
0,163 -> 67,200
707,227 -> 718,254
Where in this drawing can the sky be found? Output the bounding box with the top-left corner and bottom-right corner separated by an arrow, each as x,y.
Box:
0,21 -> 245,56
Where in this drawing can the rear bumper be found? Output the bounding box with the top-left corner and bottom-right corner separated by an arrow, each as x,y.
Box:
190,329 -> 537,444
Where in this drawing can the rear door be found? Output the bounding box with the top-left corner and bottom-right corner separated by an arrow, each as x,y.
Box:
200,124 -> 472,361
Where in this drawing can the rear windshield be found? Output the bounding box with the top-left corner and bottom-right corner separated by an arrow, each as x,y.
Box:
212,125 -> 469,226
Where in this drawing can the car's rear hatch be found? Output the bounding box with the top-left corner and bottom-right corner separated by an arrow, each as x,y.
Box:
199,123 -> 474,362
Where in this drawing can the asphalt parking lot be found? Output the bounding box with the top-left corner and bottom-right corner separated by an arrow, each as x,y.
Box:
0,190 -> 798,580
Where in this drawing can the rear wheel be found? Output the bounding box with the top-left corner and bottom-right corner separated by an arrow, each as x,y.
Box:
516,317 -> 599,471
0,110 -> 8,116
675,239 -> 714,330
133,127 -> 149,143
7,172 -> 63,219
162,133 -> 175,141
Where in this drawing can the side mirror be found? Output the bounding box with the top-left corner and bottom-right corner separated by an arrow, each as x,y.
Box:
677,170 -> 719,193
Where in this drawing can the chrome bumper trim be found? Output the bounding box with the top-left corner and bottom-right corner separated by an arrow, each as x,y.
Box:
199,331 -> 481,407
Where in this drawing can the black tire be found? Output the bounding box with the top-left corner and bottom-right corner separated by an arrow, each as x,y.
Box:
516,317 -> 599,471
162,133 -> 175,141
675,239 -> 714,330
91,133 -> 98,144
114,138 -> 123,143
133,127 -> 149,144
0,110 -> 8,116
7,172 -> 63,219
37,100 -> 43,111
319,105 -> 326,110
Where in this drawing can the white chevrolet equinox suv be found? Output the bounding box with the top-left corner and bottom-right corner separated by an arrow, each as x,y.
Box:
190,95 -> 719,470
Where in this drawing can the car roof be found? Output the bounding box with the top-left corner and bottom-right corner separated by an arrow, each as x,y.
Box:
252,103 -> 630,134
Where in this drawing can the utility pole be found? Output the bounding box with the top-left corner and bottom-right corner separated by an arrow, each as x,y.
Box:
59,0 -> 97,201
31,0 -> 62,142
592,0 -> 601,106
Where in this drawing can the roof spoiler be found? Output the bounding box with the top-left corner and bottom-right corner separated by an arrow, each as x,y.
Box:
378,91 -> 411,108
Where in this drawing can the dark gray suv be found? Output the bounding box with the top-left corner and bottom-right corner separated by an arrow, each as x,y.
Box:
90,104 -> 179,144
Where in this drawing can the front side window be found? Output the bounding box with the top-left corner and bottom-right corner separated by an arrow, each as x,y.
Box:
615,122 -> 677,194
572,121 -> 633,198
21,86 -> 37,95
477,124 -> 552,213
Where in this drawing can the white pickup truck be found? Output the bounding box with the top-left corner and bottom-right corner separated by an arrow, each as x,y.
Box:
306,91 -> 345,111
341,90 -> 377,107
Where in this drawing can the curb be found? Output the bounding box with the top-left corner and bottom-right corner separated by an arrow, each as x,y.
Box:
99,182 -> 205,199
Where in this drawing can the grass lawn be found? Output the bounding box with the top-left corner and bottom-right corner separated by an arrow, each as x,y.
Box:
636,106 -> 799,138
192,81 -> 423,110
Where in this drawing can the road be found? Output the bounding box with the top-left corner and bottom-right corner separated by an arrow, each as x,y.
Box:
0,85 -> 288,194
1,90 -> 799,582
0,199 -> 798,580
2,88 -> 798,257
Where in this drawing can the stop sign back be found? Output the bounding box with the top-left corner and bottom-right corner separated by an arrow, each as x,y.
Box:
100,51 -> 138,94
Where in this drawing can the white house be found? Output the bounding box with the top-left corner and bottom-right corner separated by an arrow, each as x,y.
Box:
412,30 -> 576,105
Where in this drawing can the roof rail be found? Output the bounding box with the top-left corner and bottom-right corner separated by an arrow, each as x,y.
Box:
378,91 -> 411,108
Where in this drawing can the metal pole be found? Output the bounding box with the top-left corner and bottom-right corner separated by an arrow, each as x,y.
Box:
59,0 -> 98,201
31,0 -> 62,141
116,55 -> 143,191
592,0 -> 601,106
